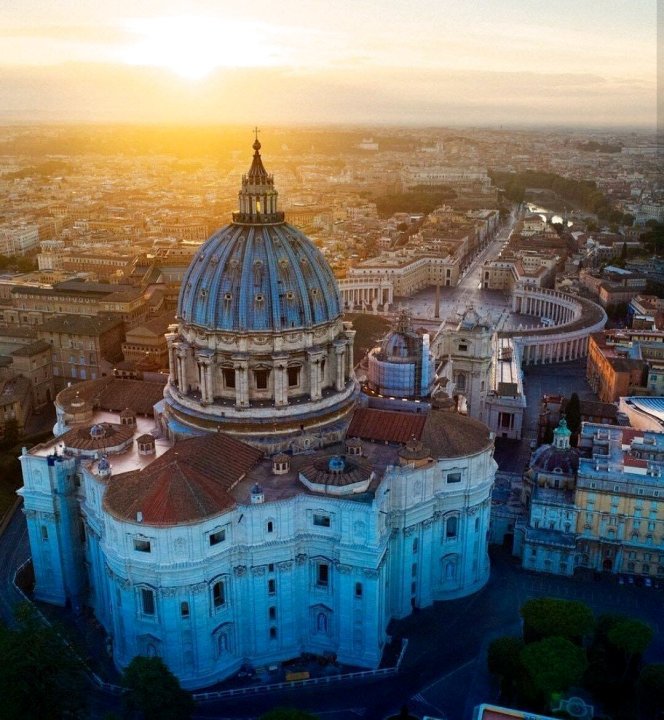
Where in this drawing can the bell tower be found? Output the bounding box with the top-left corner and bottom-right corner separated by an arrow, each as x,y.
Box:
433,307 -> 493,422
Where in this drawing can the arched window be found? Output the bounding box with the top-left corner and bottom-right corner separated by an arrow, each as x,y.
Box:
443,556 -> 457,582
218,633 -> 228,655
317,612 -> 328,633
212,580 -> 226,610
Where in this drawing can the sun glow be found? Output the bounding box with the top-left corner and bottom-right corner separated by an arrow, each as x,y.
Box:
120,15 -> 281,80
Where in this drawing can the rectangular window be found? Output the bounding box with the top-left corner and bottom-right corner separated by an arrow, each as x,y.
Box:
41,525 -> 48,541
222,368 -> 235,389
133,538 -> 151,553
447,473 -> 462,484
287,366 -> 300,387
313,514 -> 331,527
317,563 -> 329,587
181,601 -> 190,618
255,369 -> 268,390
268,578 -> 276,595
141,588 -> 155,616
354,582 -> 363,598
209,529 -> 225,546
269,606 -> 276,620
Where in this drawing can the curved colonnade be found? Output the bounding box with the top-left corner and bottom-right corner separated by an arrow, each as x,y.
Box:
503,287 -> 607,365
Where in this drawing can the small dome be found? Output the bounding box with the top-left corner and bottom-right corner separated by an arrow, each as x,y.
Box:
530,443 -> 580,475
328,456 -> 346,473
90,424 -> 106,439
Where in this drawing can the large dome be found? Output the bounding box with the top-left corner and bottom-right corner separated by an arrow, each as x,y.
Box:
177,223 -> 341,332
177,137 -> 340,333
159,136 -> 359,452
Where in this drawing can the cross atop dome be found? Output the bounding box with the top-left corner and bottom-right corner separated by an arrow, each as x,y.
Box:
234,131 -> 284,224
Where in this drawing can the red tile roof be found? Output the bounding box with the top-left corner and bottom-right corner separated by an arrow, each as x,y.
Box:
347,407 -> 427,444
104,433 -> 263,525
624,455 -> 648,468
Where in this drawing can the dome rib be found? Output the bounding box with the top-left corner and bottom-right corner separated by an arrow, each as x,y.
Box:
273,224 -> 313,327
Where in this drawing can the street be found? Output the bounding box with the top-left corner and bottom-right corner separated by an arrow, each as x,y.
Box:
399,210 -> 539,333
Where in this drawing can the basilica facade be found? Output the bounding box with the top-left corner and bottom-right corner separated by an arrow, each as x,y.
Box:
19,139 -> 496,689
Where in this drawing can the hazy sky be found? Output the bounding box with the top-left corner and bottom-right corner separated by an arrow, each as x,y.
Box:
0,0 -> 658,127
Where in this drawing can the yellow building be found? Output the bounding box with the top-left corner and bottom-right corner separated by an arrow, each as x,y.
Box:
575,423 -> 664,581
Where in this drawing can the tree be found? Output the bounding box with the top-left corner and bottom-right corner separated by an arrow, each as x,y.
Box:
607,618 -> 653,683
637,664 -> 664,719
565,393 -> 582,438
488,636 -> 524,702
520,597 -> 594,644
520,636 -> 588,703
122,656 -> 194,720
0,603 -> 88,719
1,417 -> 20,449
488,636 -> 524,680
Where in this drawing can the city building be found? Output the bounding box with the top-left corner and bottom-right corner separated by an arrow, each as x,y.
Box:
364,310 -> 434,400
574,423 -> 664,578
19,139 -> 497,689
586,329 -> 664,402
36,314 -> 125,389
617,396 -> 664,432
516,419 -> 579,575
0,328 -> 56,411
515,421 -> 664,582
434,308 -> 525,439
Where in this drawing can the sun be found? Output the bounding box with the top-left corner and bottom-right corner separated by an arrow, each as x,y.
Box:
120,15 -> 278,80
